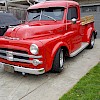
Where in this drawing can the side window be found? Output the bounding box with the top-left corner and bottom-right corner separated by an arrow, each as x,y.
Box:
67,7 -> 78,20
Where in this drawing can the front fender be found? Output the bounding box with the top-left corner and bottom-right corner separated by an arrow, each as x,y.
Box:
51,42 -> 64,58
44,41 -> 69,72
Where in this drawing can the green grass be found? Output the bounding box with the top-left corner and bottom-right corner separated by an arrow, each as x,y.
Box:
60,63 -> 100,100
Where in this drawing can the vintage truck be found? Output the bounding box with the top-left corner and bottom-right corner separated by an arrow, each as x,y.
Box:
0,1 -> 97,75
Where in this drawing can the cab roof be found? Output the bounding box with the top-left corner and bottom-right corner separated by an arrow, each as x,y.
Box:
28,1 -> 79,10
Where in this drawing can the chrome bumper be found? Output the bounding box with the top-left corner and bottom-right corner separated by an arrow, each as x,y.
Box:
0,62 -> 45,75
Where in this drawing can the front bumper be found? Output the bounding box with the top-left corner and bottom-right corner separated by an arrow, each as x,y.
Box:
0,62 -> 45,75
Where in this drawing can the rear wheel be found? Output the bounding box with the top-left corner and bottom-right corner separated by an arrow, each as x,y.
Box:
87,33 -> 95,49
51,48 -> 64,73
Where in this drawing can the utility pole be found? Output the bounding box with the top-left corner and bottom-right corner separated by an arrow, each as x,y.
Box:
5,0 -> 8,12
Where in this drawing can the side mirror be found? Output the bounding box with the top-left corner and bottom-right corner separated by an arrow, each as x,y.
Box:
71,18 -> 77,24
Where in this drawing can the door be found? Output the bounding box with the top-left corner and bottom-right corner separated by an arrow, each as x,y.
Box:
66,6 -> 82,52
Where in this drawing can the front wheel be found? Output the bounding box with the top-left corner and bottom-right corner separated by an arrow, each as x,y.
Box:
51,48 -> 64,73
87,33 -> 95,49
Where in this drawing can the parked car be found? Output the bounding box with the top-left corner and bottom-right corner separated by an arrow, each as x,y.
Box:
0,12 -> 20,36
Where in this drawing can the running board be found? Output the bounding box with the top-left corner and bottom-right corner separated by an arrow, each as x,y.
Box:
70,42 -> 89,57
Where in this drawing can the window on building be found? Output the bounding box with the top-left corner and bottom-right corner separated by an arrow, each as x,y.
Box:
81,6 -> 97,13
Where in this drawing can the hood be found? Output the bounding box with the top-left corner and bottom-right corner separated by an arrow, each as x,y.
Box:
4,22 -> 65,40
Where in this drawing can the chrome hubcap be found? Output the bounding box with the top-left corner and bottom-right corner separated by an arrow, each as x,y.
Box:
91,35 -> 95,46
60,50 -> 64,68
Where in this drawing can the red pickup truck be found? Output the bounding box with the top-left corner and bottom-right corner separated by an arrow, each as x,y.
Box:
0,1 -> 97,75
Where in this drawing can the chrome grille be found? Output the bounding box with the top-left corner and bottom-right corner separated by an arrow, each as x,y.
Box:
0,48 -> 29,61
0,48 -> 42,64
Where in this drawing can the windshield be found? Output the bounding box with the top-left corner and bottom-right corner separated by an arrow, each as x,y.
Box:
27,7 -> 64,21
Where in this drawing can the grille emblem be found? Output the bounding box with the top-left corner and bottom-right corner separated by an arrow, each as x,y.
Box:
6,51 -> 13,61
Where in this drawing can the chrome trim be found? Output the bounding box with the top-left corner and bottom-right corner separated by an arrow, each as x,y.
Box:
14,66 -> 45,75
0,49 -> 43,65
0,54 -> 31,63
1,63 -> 45,75
0,54 -> 43,65
13,58 -> 32,63
0,49 -> 42,59
70,42 -> 89,57
0,55 -> 5,59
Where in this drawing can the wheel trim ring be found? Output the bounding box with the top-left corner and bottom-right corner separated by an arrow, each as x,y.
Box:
91,35 -> 95,46
60,50 -> 64,68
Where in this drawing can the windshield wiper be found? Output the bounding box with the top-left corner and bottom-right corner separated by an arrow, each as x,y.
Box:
32,14 -> 40,20
28,14 -> 40,22
42,14 -> 57,22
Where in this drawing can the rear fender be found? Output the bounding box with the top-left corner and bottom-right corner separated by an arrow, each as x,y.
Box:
87,27 -> 94,42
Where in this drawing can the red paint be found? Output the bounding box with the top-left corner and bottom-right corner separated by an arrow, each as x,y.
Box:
0,1 -> 96,72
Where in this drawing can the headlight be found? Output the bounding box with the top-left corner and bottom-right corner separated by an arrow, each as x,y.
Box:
30,44 -> 39,55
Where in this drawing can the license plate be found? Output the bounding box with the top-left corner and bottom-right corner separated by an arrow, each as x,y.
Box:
4,64 -> 14,73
